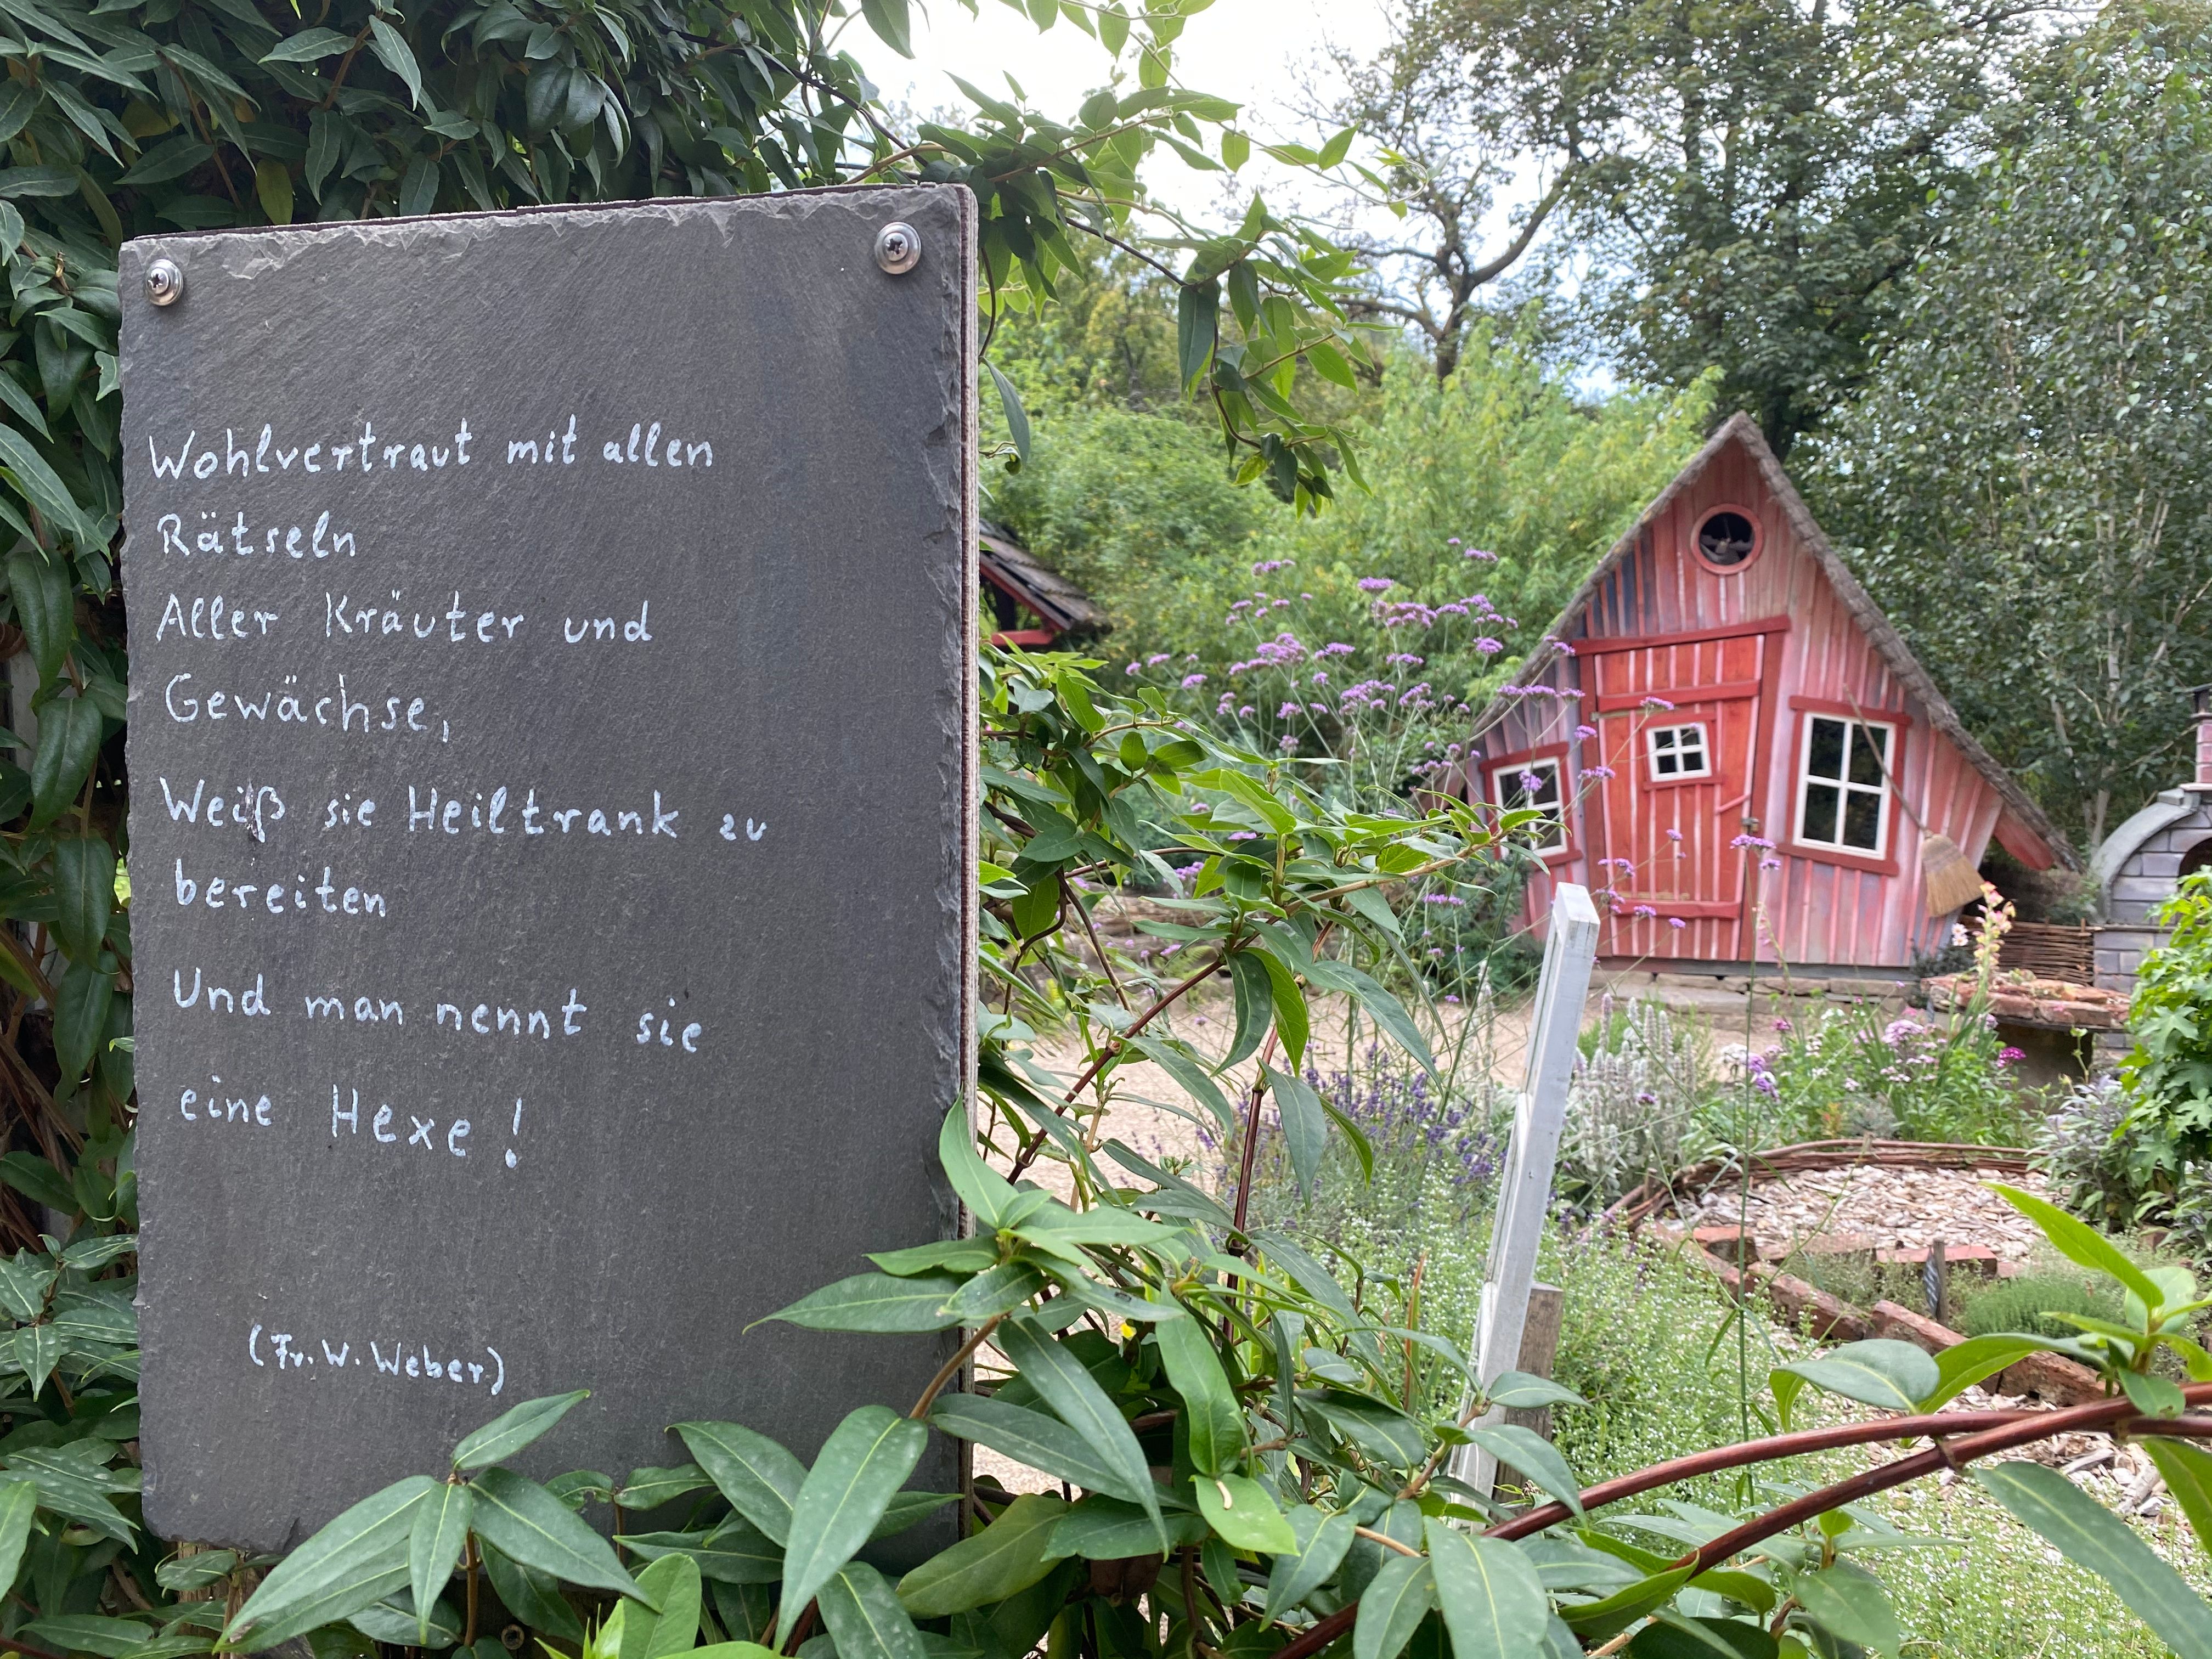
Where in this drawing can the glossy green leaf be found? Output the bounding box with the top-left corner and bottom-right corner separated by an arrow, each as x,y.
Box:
6,549 -> 72,687
0,1479 -> 38,1598
1266,1064 -> 1327,1199
407,1482 -> 472,1643
859,0 -> 912,57
617,1517 -> 782,1584
1990,1183 -> 2168,1316
898,1494 -> 1066,1616
617,1464 -> 712,1511
1774,1340 -> 1937,1419
1789,1559 -> 1899,1654
1152,1304 -> 1242,1476
1624,1613 -> 1778,1657
997,1317 -> 1164,1547
30,697 -> 103,830
478,1543 -> 583,1643
939,1107 -> 1022,1231
1192,1474 -> 1297,1553
1485,1372 -> 1588,1410
452,1389 -> 588,1470
1223,951 -> 1272,1068
365,16 -> 424,106
0,430 -> 87,550
1048,1496 -> 1208,1561
1353,1551 -> 1433,1659
1977,1460 -> 2212,1658
52,960 -> 112,1082
818,1561 -> 926,1659
1263,1506 -> 1355,1620
225,1476 -> 435,1650
776,1407 -> 927,1645
470,1468 -> 642,1601
261,26 -> 354,61
766,1271 -> 967,1333
622,1552 -> 702,1659
1918,1334 -> 2049,1410
1465,1425 -> 1583,1517
2145,1438 -> 2212,1566
929,1393 -> 1140,1502
985,361 -> 1029,469
1426,1520 -> 1549,1659
1256,949 -> 1309,1069
674,1421 -> 806,1545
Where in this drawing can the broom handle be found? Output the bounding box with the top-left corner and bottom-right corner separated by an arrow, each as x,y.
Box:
1841,687 -> 1932,835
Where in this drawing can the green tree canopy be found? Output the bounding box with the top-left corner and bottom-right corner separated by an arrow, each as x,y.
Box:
1807,1 -> 2212,849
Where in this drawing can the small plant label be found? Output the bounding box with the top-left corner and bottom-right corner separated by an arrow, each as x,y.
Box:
120,190 -> 977,1547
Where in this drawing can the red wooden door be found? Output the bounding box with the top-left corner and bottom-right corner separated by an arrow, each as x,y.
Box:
1585,630 -> 1773,960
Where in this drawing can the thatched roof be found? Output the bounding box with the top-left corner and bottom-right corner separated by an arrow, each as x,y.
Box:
979,522 -> 1111,637
1481,411 -> 2078,869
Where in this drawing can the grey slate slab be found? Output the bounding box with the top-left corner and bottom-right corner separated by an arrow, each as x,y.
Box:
120,187 -> 976,1551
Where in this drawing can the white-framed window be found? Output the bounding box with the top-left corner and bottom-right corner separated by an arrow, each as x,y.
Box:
1646,722 -> 1711,781
1796,714 -> 1893,854
1493,757 -> 1568,854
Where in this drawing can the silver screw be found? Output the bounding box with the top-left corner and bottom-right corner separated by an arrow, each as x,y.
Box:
874,222 -> 922,276
145,257 -> 185,307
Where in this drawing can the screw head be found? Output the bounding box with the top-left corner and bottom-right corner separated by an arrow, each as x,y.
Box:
145,257 -> 185,307
874,222 -> 922,275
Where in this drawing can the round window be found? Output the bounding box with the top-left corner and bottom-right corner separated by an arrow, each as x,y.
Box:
1695,507 -> 1759,571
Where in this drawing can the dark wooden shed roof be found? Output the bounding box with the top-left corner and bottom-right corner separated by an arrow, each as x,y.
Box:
979,522 -> 1111,640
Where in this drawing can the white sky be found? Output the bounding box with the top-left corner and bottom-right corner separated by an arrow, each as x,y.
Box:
844,0 -> 1396,227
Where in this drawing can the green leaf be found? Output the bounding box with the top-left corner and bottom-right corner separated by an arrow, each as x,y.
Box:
1125,1031 -> 1233,1130
0,428 -> 86,548
0,1479 -> 37,1595
1464,1426 -> 1583,1517
997,1318 -> 1164,1547
1263,1506 -> 1355,1620
859,0 -> 913,57
985,362 -> 1029,469
1918,1334 -> 2049,1410
1624,1614 -> 1778,1657
1990,1183 -> 2168,1316
1317,126 -> 1355,168
478,1544 -> 583,1643
617,1465 -> 712,1511
872,1491 -> 956,1540
1223,951 -> 1273,1069
452,1389 -> 588,1470
1265,1064 -> 1327,1200
347,1592 -> 459,1650
622,1553 -> 702,1659
940,1261 -> 1045,1322
1353,1551 -> 1433,1659
897,1494 -> 1066,1616
1485,1372 -> 1587,1410
2121,1369 -> 2188,1417
407,1483 -> 472,1643
1976,1460 -> 2212,1659
1176,280 -> 1218,393
31,698 -> 103,830
1426,1520 -> 1549,1659
1048,1497 -> 1207,1561
365,16 -> 424,106
1192,1474 -> 1296,1553
870,1240 -> 998,1277
52,960 -> 113,1083
2143,1438 -> 2212,1566
1773,1340 -> 1938,1418
674,1422 -> 805,1546
1256,950 -> 1308,1069
1152,1305 -> 1242,1476
765,1271 -> 967,1333
12,1321 -> 58,1395
470,1468 -> 642,1601
939,1107 -> 1022,1231
155,1550 -> 238,1593
928,1395 -> 1139,1502
261,26 -> 354,60
21,1617 -> 160,1658
1556,1566 -> 1697,1640
7,548 -> 73,687
818,1562 -> 926,1659
776,1407 -> 927,1645
616,1519 -> 782,1584
1788,1559 -> 1899,1655
226,1476 -> 435,1650
255,157 -> 294,224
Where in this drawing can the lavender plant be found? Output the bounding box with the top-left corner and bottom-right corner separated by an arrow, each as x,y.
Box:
1559,996 -> 1719,1209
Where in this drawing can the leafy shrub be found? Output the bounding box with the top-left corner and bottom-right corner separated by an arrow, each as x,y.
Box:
2038,1075 -> 2147,1232
2122,871 -> 2212,1164
1742,998 -> 2035,1147
1558,996 -> 1718,1209
1956,1272 -> 2119,1341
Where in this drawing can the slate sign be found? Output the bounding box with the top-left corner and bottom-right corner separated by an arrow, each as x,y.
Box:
120,187 -> 977,1549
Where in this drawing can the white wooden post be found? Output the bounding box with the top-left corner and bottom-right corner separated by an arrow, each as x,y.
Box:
1448,883 -> 1601,1498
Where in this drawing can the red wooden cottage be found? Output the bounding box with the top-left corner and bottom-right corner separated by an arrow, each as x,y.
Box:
1461,413 -> 2075,971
